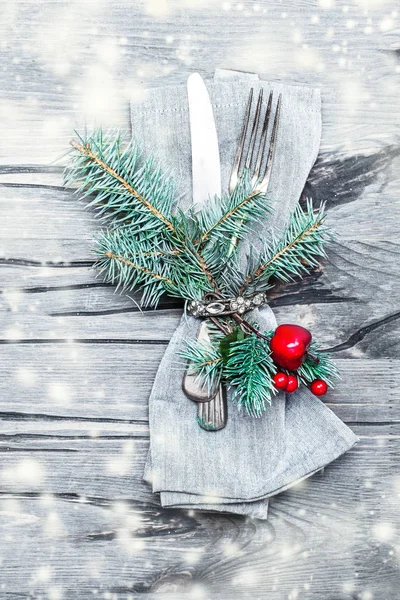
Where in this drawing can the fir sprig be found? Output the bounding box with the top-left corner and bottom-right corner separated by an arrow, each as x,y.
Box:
66,131 -> 218,303
178,339 -> 224,395
197,171 -> 271,247
242,200 -> 330,293
180,327 -> 277,416
66,131 -> 175,233
224,334 -> 276,417
296,343 -> 340,388
198,176 -> 271,286
95,230 -> 174,307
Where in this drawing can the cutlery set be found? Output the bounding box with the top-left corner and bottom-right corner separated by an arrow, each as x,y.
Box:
182,74 -> 282,431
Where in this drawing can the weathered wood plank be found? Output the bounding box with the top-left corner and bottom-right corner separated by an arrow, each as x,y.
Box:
1,0 -> 399,164
0,344 -> 399,423
2,254 -> 399,355
0,434 -> 398,599
0,302 -> 181,341
2,163 -> 400,254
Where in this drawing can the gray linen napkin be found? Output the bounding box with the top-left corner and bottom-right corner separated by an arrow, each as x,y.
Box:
131,71 -> 358,519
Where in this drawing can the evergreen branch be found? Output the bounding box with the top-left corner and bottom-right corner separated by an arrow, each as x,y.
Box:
70,139 -> 175,232
95,229 -> 174,307
178,339 -> 224,395
66,131 -> 218,296
197,171 -> 271,250
200,190 -> 262,243
171,208 -> 218,292
224,334 -> 276,417
241,200 -> 330,293
143,249 -> 180,257
297,343 -> 340,388
65,131 -> 176,238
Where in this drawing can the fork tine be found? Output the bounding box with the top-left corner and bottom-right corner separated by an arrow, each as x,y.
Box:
244,89 -> 263,170
252,91 -> 273,186
229,88 -> 253,193
259,92 -> 282,192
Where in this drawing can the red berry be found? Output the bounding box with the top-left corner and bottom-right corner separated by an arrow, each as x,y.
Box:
310,379 -> 328,396
285,375 -> 298,393
273,372 -> 288,390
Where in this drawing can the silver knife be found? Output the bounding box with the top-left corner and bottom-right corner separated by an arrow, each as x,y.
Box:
182,73 -> 227,431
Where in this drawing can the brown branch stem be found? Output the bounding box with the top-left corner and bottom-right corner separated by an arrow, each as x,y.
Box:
230,314 -> 270,341
306,351 -> 320,365
105,251 -> 173,283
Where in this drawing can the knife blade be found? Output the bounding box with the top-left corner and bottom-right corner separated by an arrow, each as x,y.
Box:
182,73 -> 227,431
187,72 -> 222,206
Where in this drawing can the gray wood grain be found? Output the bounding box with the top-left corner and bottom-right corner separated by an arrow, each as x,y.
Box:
1,0 -> 400,597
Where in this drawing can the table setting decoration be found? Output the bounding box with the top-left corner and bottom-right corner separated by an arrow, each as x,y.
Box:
64,69 -> 358,519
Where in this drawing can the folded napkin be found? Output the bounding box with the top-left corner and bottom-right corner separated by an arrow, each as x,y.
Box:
131,70 -> 358,519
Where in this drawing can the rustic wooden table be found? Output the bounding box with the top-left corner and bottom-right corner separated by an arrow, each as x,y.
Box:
1,1 -> 399,598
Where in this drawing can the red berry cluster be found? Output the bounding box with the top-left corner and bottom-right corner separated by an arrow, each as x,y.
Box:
272,372 -> 328,396
270,324 -> 329,397
273,372 -> 299,393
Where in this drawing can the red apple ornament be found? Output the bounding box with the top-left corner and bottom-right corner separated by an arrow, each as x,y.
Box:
270,324 -> 312,371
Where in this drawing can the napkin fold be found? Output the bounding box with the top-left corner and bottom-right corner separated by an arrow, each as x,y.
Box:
131,70 -> 358,519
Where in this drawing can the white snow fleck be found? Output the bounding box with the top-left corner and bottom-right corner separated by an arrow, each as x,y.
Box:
47,382 -> 71,405
2,458 -> 45,485
3,327 -> 23,340
343,581 -> 356,593
360,591 -> 374,600
16,367 -> 38,387
373,522 -> 395,542
319,0 -> 335,8
379,16 -> 394,30
184,550 -> 202,564
43,511 -> 66,538
47,587 -> 64,600
32,565 -> 53,583
189,584 -> 207,598
3,290 -> 22,312
232,569 -> 258,586
221,541 -> 240,557
145,0 -> 170,17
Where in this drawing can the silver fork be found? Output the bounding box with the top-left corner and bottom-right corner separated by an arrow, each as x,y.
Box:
228,88 -> 282,255
230,88 -> 281,193
196,87 -> 282,431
